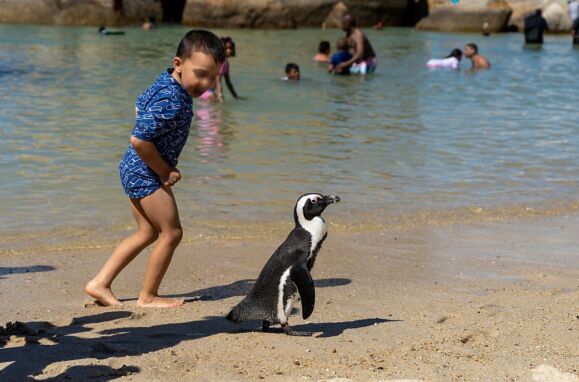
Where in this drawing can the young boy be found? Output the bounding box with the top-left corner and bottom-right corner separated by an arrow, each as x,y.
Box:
464,43 -> 491,70
328,37 -> 353,75
85,30 -> 225,308
283,63 -> 300,81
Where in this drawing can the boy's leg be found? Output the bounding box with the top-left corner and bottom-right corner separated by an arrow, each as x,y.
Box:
137,187 -> 185,308
85,199 -> 159,306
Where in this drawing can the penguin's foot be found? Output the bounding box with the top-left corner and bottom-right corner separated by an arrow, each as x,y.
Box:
281,324 -> 312,336
262,320 -> 271,332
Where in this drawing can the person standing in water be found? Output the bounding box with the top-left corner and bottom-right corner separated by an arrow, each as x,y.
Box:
524,9 -> 549,44
199,36 -> 242,102
85,30 -> 225,308
335,14 -> 377,75
464,43 -> 491,69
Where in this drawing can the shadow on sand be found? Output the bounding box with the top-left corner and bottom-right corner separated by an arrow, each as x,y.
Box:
0,265 -> 55,279
170,277 -> 352,302
0,309 -> 396,381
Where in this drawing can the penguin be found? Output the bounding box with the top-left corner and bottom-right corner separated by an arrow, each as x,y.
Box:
226,193 -> 340,336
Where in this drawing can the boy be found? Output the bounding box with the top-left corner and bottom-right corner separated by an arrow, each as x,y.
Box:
464,43 -> 491,70
328,37 -> 353,75
85,30 -> 225,308
283,63 -> 300,81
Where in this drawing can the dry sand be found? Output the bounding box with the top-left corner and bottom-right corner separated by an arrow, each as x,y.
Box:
1,213 -> 578,381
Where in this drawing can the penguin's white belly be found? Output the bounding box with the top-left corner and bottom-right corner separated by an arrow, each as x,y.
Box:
303,216 -> 327,261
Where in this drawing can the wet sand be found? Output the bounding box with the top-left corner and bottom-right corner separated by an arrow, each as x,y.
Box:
1,214 -> 578,381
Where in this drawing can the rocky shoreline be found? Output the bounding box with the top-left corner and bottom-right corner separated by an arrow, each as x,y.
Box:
0,0 -> 574,32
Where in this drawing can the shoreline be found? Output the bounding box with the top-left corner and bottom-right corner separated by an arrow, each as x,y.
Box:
1,212 -> 578,381
3,197 -> 579,258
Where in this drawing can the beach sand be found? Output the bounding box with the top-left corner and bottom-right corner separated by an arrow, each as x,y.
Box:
1,214 -> 578,381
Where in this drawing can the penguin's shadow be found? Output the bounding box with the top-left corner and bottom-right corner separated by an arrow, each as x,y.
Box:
173,277 -> 352,302
235,317 -> 399,338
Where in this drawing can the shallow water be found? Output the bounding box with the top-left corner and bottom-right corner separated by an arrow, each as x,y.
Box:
1,24 -> 578,234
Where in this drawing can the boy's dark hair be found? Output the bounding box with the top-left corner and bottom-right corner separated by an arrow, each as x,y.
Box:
447,48 -> 462,60
176,29 -> 226,64
318,41 -> 330,54
336,37 -> 349,51
285,63 -> 300,74
465,43 -> 478,54
221,36 -> 236,57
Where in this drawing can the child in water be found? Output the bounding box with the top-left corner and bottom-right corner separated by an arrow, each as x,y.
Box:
313,41 -> 330,63
199,36 -> 242,102
328,37 -> 353,75
283,63 -> 300,81
426,48 -> 462,69
85,30 -> 225,308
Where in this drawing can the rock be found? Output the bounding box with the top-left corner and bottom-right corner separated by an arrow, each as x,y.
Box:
507,0 -> 573,32
416,0 -> 513,32
182,0 -> 297,28
182,0 -> 412,29
0,0 -> 162,26
543,2 -> 572,31
323,1 -> 350,28
532,364 -> 579,382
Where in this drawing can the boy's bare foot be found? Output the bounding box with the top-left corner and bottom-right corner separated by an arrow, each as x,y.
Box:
137,295 -> 185,308
85,280 -> 123,307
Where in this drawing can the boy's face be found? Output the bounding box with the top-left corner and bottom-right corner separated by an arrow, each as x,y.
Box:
287,69 -> 300,81
463,45 -> 475,58
173,52 -> 222,98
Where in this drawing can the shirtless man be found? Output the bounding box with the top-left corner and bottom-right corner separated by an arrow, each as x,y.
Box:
464,43 -> 491,69
336,14 -> 377,75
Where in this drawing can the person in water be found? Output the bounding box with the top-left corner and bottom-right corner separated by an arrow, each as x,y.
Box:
313,41 -> 331,63
573,15 -> 579,46
328,37 -> 353,75
464,43 -> 491,69
142,16 -> 158,30
85,30 -> 225,308
199,36 -> 242,102
98,26 -> 125,35
426,48 -> 462,69
524,9 -> 549,44
283,63 -> 300,81
335,14 -> 377,75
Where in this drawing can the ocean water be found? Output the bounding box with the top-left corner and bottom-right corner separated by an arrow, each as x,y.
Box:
1,24 -> 578,236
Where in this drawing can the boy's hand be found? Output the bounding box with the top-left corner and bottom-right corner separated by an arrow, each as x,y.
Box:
161,167 -> 181,187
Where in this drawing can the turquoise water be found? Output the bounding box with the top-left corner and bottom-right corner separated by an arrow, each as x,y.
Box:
1,24 -> 578,233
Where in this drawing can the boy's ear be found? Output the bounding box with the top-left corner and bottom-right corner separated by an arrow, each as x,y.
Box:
173,56 -> 183,73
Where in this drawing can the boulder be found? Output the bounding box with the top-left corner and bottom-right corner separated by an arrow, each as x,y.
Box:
416,0 -> 513,32
323,1 -> 350,28
182,0 -> 411,28
0,0 -> 162,26
543,2 -> 572,31
182,0 -> 297,28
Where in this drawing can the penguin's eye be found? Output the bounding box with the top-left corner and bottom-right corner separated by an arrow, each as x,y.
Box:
311,198 -> 318,204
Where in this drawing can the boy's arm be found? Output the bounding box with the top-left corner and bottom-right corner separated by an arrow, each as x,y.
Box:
130,136 -> 180,186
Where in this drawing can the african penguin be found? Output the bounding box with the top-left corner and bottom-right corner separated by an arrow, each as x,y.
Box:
226,193 -> 340,336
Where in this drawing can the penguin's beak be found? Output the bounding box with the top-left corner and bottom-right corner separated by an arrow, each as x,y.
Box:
322,195 -> 341,206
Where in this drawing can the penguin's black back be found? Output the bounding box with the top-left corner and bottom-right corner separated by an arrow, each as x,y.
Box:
226,227 -> 312,322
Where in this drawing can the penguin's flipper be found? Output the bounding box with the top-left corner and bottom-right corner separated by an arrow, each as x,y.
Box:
290,265 -> 315,319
